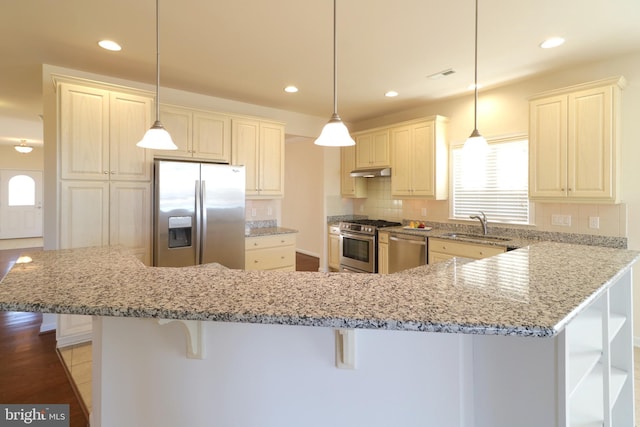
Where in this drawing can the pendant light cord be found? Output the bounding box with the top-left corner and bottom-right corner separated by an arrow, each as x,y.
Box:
473,0 -> 479,131
332,0 -> 338,116
155,0 -> 161,122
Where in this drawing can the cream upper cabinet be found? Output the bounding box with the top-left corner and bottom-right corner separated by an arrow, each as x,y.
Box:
59,82 -> 153,182
529,77 -> 625,203
390,116 -> 448,199
354,129 -> 390,169
159,104 -> 231,162
232,118 -> 285,198
340,145 -> 367,198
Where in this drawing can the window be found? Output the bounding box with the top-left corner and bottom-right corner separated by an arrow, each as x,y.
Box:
8,175 -> 35,206
451,136 -> 530,224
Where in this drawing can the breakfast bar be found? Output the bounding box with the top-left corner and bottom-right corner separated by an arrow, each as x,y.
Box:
0,242 -> 638,427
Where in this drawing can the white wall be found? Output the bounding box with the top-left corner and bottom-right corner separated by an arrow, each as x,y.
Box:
282,138 -> 325,258
0,145 -> 43,170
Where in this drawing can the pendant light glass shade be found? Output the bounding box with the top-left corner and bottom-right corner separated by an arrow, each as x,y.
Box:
315,0 -> 354,147
14,140 -> 33,154
137,121 -> 176,150
137,0 -> 177,150
464,0 -> 488,152
315,113 -> 355,147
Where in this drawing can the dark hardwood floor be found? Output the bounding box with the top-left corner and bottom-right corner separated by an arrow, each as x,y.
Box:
0,248 -> 88,427
296,252 -> 319,272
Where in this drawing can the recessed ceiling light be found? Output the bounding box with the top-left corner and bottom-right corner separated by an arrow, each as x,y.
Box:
98,40 -> 122,51
385,91 -> 399,98
284,86 -> 299,93
540,37 -> 565,49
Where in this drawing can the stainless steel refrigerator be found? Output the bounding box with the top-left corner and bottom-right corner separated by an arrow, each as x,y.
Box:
153,160 -> 245,269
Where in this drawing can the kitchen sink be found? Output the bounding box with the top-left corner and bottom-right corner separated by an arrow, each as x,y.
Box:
441,233 -> 512,242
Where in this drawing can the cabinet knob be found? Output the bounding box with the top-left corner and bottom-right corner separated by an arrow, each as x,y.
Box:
110,171 -> 115,174
254,242 -> 258,246
103,171 -> 109,174
254,260 -> 259,263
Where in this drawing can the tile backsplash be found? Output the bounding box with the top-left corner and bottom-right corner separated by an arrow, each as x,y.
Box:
349,177 -> 627,238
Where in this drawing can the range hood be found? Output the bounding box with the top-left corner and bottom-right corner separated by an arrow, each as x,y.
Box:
350,168 -> 391,178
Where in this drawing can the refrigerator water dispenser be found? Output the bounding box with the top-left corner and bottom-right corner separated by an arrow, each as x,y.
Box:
168,216 -> 193,248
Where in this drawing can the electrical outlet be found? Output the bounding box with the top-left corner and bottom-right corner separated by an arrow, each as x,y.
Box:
267,207 -> 273,216
421,208 -> 427,217
589,216 -> 600,229
251,208 -> 257,217
551,214 -> 572,227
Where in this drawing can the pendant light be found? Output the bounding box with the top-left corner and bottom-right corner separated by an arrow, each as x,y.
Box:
314,0 -> 355,147
464,0 -> 488,152
14,140 -> 33,154
137,0 -> 177,150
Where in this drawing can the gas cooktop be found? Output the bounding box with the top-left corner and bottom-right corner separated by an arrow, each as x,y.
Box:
339,219 -> 402,235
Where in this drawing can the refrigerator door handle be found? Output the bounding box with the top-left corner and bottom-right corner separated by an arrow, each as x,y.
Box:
200,180 -> 208,264
195,179 -> 202,265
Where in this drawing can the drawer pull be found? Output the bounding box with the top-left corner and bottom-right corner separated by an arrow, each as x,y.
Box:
254,260 -> 259,263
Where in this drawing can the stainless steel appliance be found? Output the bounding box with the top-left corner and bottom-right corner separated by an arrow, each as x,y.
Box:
339,219 -> 401,273
153,159 -> 245,268
388,232 -> 427,273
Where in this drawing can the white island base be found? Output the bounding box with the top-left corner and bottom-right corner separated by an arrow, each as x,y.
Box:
90,270 -> 634,427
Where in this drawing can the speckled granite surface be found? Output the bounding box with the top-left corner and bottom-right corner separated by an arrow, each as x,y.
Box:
0,242 -> 637,337
246,226 -> 298,237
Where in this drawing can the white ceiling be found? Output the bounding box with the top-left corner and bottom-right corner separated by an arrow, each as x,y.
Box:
1,0 -> 639,146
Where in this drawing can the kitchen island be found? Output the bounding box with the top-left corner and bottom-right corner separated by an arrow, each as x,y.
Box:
0,242 -> 637,427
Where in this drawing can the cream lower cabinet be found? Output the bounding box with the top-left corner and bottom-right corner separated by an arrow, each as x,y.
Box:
159,104 -> 231,162
60,177 -> 152,263
390,116 -> 448,199
328,225 -> 340,271
340,145 -> 367,198
246,234 -> 297,271
378,231 -> 389,274
428,238 -> 505,264
529,77 -> 625,203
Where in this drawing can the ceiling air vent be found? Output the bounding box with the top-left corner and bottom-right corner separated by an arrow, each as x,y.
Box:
427,68 -> 456,80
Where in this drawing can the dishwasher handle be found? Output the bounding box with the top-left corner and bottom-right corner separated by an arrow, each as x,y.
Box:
389,234 -> 426,245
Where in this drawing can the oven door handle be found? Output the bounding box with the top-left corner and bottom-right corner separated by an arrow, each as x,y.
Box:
339,231 -> 375,242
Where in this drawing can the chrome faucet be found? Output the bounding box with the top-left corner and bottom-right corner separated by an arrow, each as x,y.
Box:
470,211 -> 488,235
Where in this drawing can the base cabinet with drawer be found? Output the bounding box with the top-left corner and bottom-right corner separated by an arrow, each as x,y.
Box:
245,233 -> 297,271
328,225 -> 341,271
378,231 -> 389,274
428,237 -> 506,264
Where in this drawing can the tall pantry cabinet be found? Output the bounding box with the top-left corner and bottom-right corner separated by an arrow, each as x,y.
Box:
52,76 -> 154,346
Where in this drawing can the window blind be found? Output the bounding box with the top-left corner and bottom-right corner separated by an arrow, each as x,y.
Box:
451,138 -> 530,224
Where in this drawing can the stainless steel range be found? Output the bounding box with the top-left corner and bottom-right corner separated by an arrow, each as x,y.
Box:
338,219 -> 402,273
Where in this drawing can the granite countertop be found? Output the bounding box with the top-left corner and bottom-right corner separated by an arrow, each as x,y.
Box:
246,227 -> 298,238
382,226 -> 535,250
0,242 -> 637,337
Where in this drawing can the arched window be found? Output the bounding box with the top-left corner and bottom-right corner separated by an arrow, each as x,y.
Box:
8,175 -> 35,206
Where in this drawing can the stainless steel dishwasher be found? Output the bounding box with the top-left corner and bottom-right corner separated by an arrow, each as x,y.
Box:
388,232 -> 427,273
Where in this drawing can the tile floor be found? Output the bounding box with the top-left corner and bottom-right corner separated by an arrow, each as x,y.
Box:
59,342 -> 92,412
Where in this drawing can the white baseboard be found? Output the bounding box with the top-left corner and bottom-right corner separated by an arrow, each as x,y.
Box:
39,313 -> 57,333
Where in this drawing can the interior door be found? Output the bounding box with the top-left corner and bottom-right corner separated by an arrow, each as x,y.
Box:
0,170 -> 43,239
